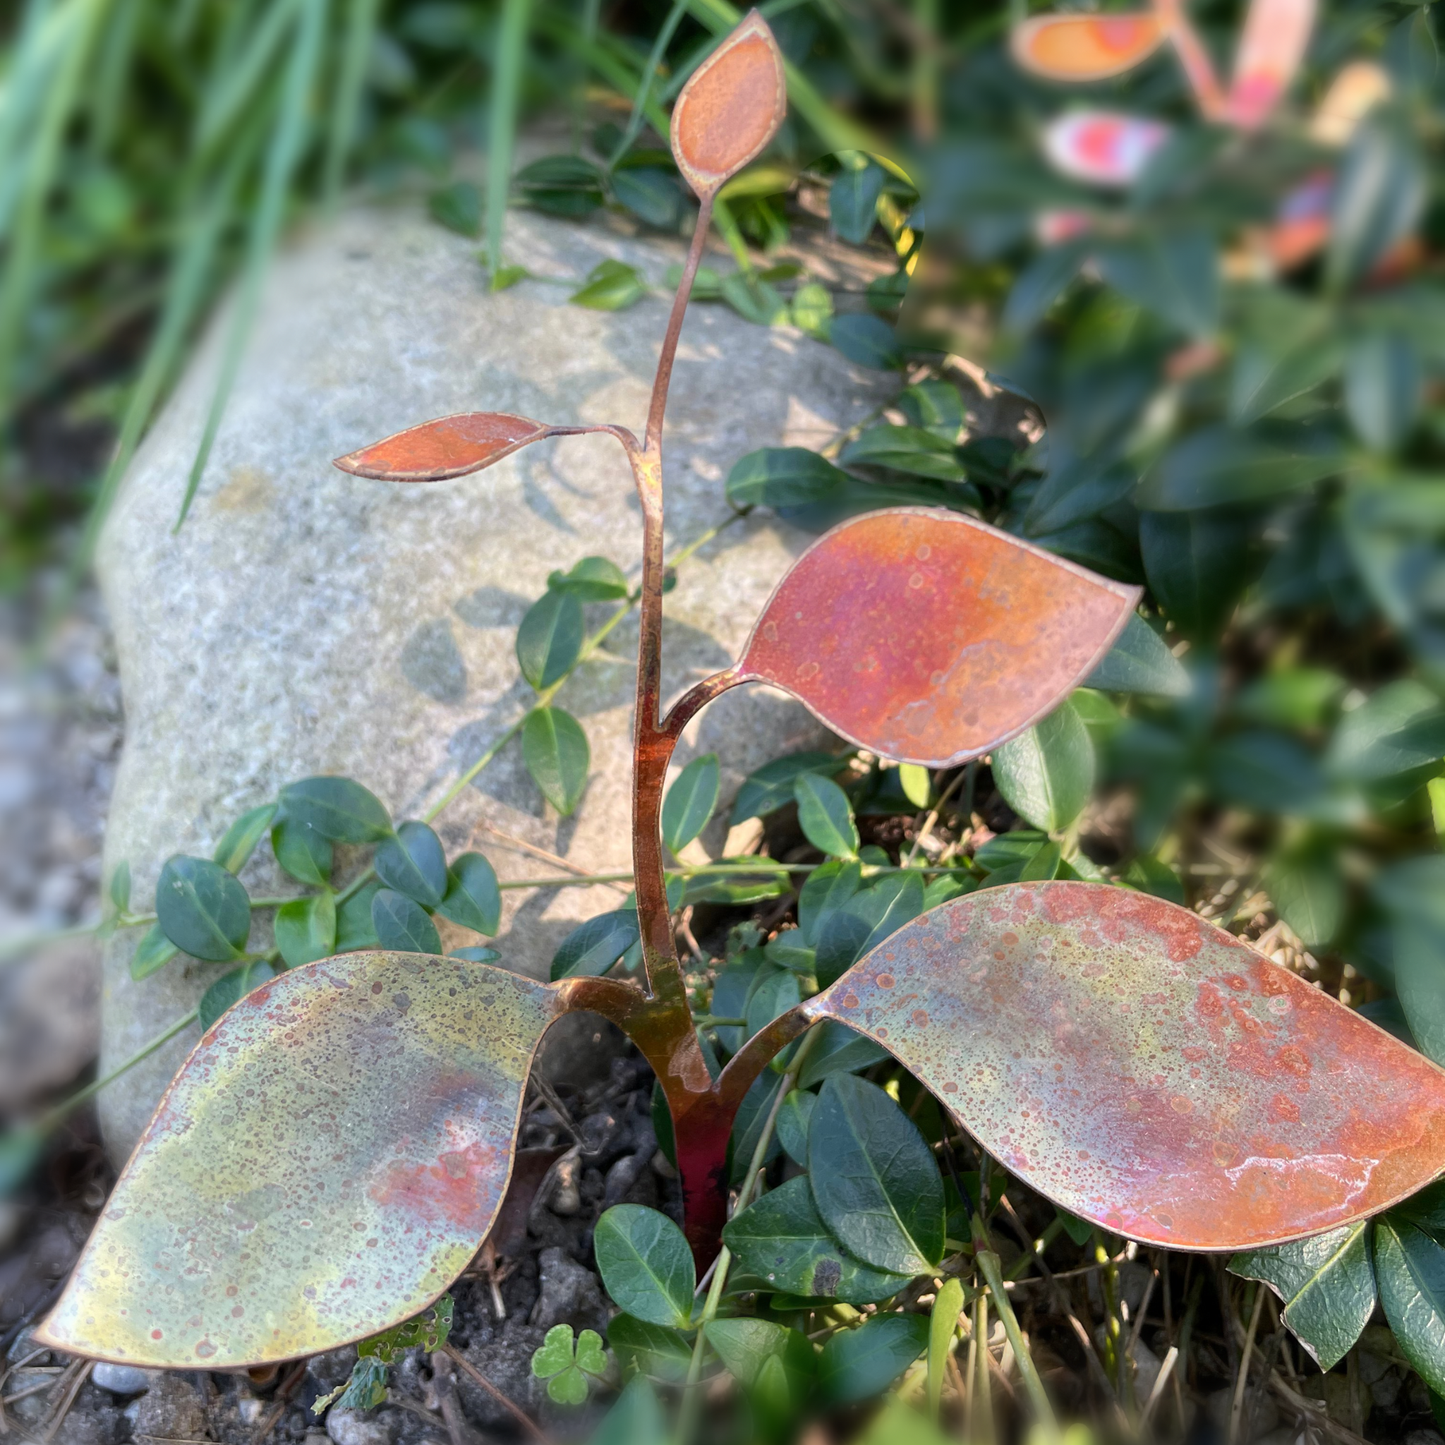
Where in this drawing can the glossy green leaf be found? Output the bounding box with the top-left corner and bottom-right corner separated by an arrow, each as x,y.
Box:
899,764 -> 931,808
1121,853 -> 1184,904
548,555 -> 630,601
730,1070 -> 786,1184
212,804 -> 277,874
815,872 -> 926,987
198,959 -> 276,1032
1137,426 -> 1342,511
797,1021 -> 891,1089
1084,614 -> 1190,696
450,945 -> 502,963
130,922 -> 179,981
818,1313 -> 929,1404
1097,229 -> 1218,337
1002,239 -> 1088,333
587,1375 -> 666,1445
841,426 -> 966,481
608,1315 -> 693,1383
375,820 -> 448,910
155,854 -> 251,962
663,754 -> 720,854
830,313 -> 903,369
523,707 -> 590,816
1266,852 -> 1343,948
370,888 -> 441,955
108,861 -> 131,915
898,381 -> 965,439
1204,730 -> 1329,816
571,258 -> 648,311
1328,680 -> 1445,781
612,167 -> 682,229
723,1176 -> 913,1303
514,154 -> 605,216
776,1089 -> 816,1166
334,882 -> 381,951
1139,509 -> 1254,640
271,817 -> 332,888
928,1277 -> 964,1419
279,777 -> 391,843
790,281 -> 833,338
831,160 -> 886,243
726,448 -> 851,511
274,891 -> 337,970
1346,331 -> 1422,454
732,752 -> 844,823
794,774 -> 859,857
1229,332 -> 1342,425
798,860 -> 863,946
517,589 -> 584,689
1392,919 -> 1445,1067
1236,669 -> 1345,730
593,1205 -> 695,1328
1328,112 -> 1426,291
550,908 -> 640,980
992,700 -> 1094,832
436,853 -> 501,936
428,180 -> 481,237
1231,1223 -> 1375,1370
809,1074 -> 944,1275
721,272 -> 789,326
705,1317 -> 812,1390
1376,1217 -> 1445,1395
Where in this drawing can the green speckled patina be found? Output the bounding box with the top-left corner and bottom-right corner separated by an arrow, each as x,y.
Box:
39,952 -> 557,1367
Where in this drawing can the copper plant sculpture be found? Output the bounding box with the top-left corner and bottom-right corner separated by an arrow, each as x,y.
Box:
36,7 -> 1445,1396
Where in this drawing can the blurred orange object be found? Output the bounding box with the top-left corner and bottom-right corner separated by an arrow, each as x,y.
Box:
1011,12 -> 1165,80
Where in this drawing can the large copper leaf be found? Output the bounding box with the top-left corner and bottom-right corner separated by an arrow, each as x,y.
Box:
334,412 -> 553,481
735,509 -> 1139,767
38,952 -> 559,1367
808,882 -> 1445,1250
670,10 -> 786,197
1010,13 -> 1164,80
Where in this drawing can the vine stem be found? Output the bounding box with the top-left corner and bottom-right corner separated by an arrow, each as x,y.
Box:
673,1024 -> 821,1445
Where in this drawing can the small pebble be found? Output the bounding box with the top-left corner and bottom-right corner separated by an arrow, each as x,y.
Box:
92,1362 -> 151,1396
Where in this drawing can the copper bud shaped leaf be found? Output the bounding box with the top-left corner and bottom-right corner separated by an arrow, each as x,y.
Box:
735,508 -> 1139,767
671,10 -> 787,198
1010,13 -> 1165,80
334,412 -> 554,481
1225,0 -> 1316,130
37,953 -> 560,1368
809,882 -> 1445,1251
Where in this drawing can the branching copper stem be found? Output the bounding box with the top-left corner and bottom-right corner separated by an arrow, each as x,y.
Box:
1155,0 -> 1227,119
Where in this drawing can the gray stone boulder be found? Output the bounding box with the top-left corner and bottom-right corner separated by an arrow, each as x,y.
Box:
96,201 -> 897,1162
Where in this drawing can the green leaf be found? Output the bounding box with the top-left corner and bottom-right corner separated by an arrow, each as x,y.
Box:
1205,731 -> 1329,815
1266,852 -> 1343,948
899,764 -> 931,809
451,945 -> 503,963
1002,239 -> 1088,333
593,1205 -> 695,1328
523,707 -> 590,815
899,381 -> 965,439
279,777 -> 391,843
720,272 -> 789,326
992,700 -> 1094,833
335,882 -> 381,951
1235,669 -> 1345,730
928,1277 -> 964,1419
723,1175 -> 913,1304
212,804 -> 277,874
198,960 -> 276,1032
1229,333 -> 1342,424
490,263 -> 529,291
375,820 -> 448,909
830,313 -> 903,369
1328,112 -> 1426,291
571,258 -> 648,311
790,282 -> 833,338
1391,919 -> 1445,1066
370,889 -> 441,955
818,1313 -> 930,1404
794,774 -> 859,857
775,1090 -> 816,1166
663,754 -> 720,854
359,1296 -> 455,1361
428,180 -> 481,237
841,426 -> 966,482
548,555 -> 630,601
1375,1217 -> 1445,1394
1139,509 -> 1253,640
608,1315 -> 693,1383
530,1324 -> 606,1404
1097,229 -> 1218,337
705,1317 -> 812,1391
108,861 -> 131,915
517,589 -> 584,689
271,817 -> 332,888
612,168 -> 681,229
1121,854 -> 1184,905
1137,425 -> 1343,511
732,752 -> 844,822
798,860 -> 864,946
809,1074 -> 945,1275
514,155 -> 605,217
815,873 -> 925,986
312,1355 -> 388,1416
1327,680 -> 1445,781
155,855 -> 251,962
1230,1223 -> 1375,1370
274,891 -> 337,970
831,161 -> 886,244
586,1375 -> 666,1445
436,853 -> 501,936
1345,330 -> 1421,454
1084,615 -> 1190,697
130,923 -> 178,981
727,448 -> 851,510
797,1021 -> 890,1089
550,909 -> 641,980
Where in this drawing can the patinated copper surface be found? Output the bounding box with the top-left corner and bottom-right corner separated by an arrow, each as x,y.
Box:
1010,13 -> 1165,80
37,953 -> 558,1366
670,10 -> 786,197
333,412 -> 555,481
733,508 -> 1140,767
1226,0 -> 1316,128
807,883 -> 1445,1250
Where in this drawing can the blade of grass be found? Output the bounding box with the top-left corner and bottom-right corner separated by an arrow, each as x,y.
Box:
89,0 -> 144,156
323,0 -> 381,210
175,0 -> 327,529
194,0 -> 303,159
484,0 -> 530,281
536,15 -> 671,140
0,3 -> 73,231
606,0 -> 689,168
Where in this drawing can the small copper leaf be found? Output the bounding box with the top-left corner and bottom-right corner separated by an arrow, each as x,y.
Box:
1010,13 -> 1165,80
736,508 -> 1140,767
334,412 -> 553,481
811,881 -> 1445,1251
37,953 -> 560,1368
671,11 -> 787,197
1226,0 -> 1316,129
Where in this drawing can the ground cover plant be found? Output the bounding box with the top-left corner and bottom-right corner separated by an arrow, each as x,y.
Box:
12,10 -> 1445,1444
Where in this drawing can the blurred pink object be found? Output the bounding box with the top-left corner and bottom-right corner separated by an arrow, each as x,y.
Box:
1037,209 -> 1095,246
1042,111 -> 1172,186
1226,0 -> 1317,127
